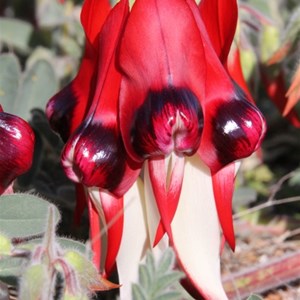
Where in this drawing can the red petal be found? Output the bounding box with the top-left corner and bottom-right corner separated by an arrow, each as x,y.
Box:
199,0 -> 238,64
147,158 -> 171,240
87,193 -> 102,270
151,155 -> 185,246
212,162 -> 236,250
99,191 -> 124,277
284,65 -> 300,116
227,46 -> 255,104
45,55 -> 96,141
0,111 -> 35,195
185,0 -> 266,172
80,0 -> 111,48
129,88 -> 203,160
73,184 -> 87,226
61,0 -> 140,196
119,0 -> 206,162
46,0 -> 111,141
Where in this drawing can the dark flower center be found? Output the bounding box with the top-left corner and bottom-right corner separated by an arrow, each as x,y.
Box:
131,87 -> 204,158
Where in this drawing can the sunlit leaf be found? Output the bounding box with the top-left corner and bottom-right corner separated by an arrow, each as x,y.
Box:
260,25 -> 280,63
0,233 -> 12,256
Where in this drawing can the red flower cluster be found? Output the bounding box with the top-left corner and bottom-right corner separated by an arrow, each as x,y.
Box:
46,0 -> 265,298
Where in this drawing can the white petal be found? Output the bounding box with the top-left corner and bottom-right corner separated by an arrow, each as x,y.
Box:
171,155 -> 228,299
144,160 -> 170,258
116,178 -> 150,299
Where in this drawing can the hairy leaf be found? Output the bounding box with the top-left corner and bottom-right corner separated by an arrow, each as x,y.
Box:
0,194 -> 60,238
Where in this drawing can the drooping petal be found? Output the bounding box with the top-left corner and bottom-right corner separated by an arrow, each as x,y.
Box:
0,110 -> 35,194
45,0 -> 111,141
61,0 -> 141,196
88,187 -> 124,276
119,0 -> 207,163
186,0 -> 266,172
45,56 -> 95,142
87,191 -> 102,269
170,155 -> 227,299
116,179 -> 150,299
80,0 -> 111,48
199,83 -> 266,173
212,162 -> 236,250
199,0 -> 238,64
227,45 -> 255,104
99,191 -> 124,277
146,154 -> 185,246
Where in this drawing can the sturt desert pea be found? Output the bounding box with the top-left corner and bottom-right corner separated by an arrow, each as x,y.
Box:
46,0 -> 266,299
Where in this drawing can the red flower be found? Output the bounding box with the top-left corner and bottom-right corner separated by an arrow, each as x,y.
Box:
0,105 -> 35,195
46,0 -> 265,298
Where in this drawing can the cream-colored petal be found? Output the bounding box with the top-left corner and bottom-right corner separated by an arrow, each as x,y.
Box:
116,178 -> 150,299
171,155 -> 228,299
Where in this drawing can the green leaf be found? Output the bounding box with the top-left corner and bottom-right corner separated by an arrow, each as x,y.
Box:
0,194 -> 60,238
245,0 -> 271,17
63,293 -> 89,300
18,59 -> 58,120
281,5 -> 300,47
63,250 -> 98,289
138,265 -> 151,291
260,25 -> 280,62
36,0 -> 66,27
154,291 -> 182,300
247,294 -> 263,300
0,18 -> 33,53
145,250 -> 155,277
157,248 -> 175,274
239,48 -> 256,81
18,264 -> 50,300
289,169 -> 300,186
17,237 -> 87,257
154,273 -> 184,296
0,256 -> 27,279
132,284 -> 146,300
57,35 -> 82,59
26,47 -> 55,70
132,248 -> 185,300
0,233 -> 12,255
0,54 -> 21,114
57,238 -> 88,255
